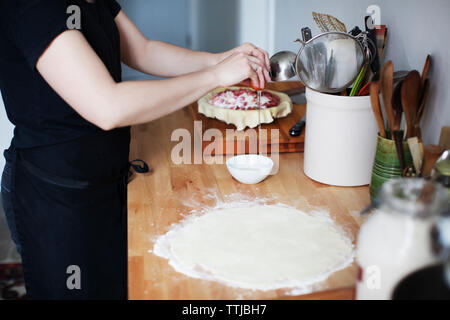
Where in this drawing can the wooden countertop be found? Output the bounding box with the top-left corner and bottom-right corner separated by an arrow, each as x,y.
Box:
127,82 -> 370,300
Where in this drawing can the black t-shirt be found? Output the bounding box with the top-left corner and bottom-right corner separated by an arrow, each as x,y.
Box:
0,0 -> 124,149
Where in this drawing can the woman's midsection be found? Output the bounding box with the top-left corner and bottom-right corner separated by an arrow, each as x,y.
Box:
19,128 -> 131,182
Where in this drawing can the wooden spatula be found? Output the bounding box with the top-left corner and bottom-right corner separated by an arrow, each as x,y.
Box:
413,79 -> 430,139
401,71 -> 422,139
439,126 -> 450,149
370,80 -> 386,138
380,61 -> 396,138
421,54 -> 431,86
408,137 -> 423,176
392,81 -> 404,131
422,145 -> 445,177
381,61 -> 407,170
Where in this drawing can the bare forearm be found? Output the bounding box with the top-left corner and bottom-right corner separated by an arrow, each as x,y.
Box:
116,11 -> 222,78
115,10 -> 270,83
130,40 -> 224,77
109,69 -> 217,128
116,11 -> 223,77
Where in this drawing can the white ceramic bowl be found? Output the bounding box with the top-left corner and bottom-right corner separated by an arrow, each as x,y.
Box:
226,154 -> 274,185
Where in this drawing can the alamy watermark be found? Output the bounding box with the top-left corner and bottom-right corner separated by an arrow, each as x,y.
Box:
66,5 -> 81,30
363,265 -> 381,290
66,265 -> 81,290
170,121 -> 280,174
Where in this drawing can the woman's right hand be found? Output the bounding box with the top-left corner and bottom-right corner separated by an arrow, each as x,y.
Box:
210,52 -> 268,89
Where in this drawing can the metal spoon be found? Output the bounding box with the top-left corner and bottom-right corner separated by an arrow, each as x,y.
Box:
269,51 -> 297,81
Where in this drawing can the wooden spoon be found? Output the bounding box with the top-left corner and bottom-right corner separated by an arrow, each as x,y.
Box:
422,145 -> 445,177
413,79 -> 430,139
439,126 -> 450,149
392,81 -> 404,131
394,131 -> 407,172
380,61 -> 396,138
370,80 -> 386,138
408,137 -> 423,175
391,85 -> 408,175
421,54 -> 431,86
401,71 -> 422,139
380,62 -> 407,170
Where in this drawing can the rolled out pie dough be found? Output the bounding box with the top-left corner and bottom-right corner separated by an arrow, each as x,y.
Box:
197,87 -> 293,131
156,205 -> 354,291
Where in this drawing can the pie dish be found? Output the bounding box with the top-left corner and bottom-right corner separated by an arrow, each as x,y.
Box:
197,87 -> 293,131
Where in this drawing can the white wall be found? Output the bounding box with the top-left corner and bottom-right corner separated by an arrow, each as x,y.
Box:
192,0 -> 239,53
117,0 -> 191,80
0,92 -> 14,171
238,0 -> 275,53
117,0 -> 240,80
265,0 -> 450,146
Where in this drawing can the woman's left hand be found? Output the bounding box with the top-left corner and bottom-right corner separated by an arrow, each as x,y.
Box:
217,43 -> 271,85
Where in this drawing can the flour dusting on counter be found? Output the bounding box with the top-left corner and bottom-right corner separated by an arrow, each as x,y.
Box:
153,198 -> 354,294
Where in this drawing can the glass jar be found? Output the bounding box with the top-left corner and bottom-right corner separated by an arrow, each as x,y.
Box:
356,178 -> 448,300
432,150 -> 450,199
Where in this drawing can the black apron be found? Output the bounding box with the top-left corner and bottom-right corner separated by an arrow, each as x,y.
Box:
2,128 -> 148,299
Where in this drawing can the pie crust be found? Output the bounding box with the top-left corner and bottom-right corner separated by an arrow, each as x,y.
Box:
197,87 -> 293,131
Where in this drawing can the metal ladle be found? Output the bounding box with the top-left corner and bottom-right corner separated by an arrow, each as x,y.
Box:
269,51 -> 297,81
269,28 -> 311,82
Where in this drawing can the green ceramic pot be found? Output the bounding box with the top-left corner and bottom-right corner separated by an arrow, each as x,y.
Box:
369,134 -> 413,200
372,162 -> 404,174
372,167 -> 403,177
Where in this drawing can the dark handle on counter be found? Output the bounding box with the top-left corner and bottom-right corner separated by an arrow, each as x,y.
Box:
289,119 -> 306,137
281,86 -> 306,97
393,131 -> 406,172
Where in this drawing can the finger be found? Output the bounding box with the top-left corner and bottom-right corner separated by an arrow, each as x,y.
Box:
248,56 -> 270,84
259,50 -> 272,82
250,48 -> 267,69
249,61 -> 264,89
250,75 -> 260,90
247,56 -> 267,72
263,67 -> 271,83
254,64 -> 265,89
252,47 -> 271,71
257,66 -> 265,89
243,42 -> 256,54
249,65 -> 264,89
240,79 -> 251,87
247,66 -> 260,89
262,49 -> 271,70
